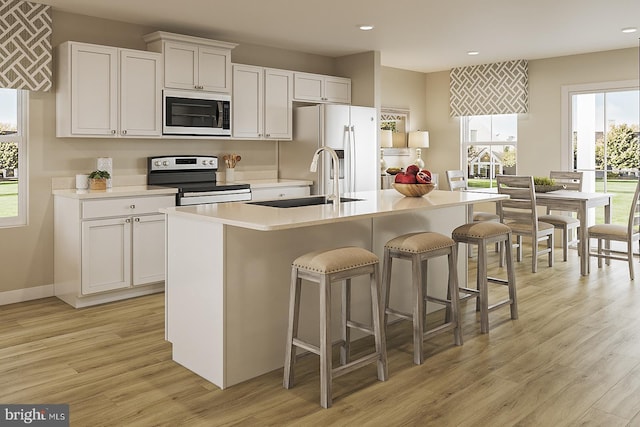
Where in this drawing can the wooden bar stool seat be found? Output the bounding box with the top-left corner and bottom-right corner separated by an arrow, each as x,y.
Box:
283,246 -> 388,409
382,232 -> 462,366
451,221 -> 518,333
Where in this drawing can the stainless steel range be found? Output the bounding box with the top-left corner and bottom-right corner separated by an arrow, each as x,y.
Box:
147,155 -> 251,206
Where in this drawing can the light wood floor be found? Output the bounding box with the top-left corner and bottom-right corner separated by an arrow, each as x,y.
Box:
3,248 -> 640,426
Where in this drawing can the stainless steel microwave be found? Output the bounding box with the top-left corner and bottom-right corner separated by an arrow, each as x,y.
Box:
163,89 -> 231,136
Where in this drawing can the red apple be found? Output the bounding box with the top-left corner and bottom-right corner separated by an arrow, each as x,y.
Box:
421,169 -> 432,180
416,171 -> 431,184
405,165 -> 420,176
395,172 -> 417,184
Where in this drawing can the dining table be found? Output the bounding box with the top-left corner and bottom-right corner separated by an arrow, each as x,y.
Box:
466,188 -> 613,276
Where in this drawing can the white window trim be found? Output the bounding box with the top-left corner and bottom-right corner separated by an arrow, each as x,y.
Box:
0,90 -> 28,228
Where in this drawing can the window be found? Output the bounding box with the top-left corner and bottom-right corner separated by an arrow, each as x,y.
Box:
0,88 -> 28,227
461,114 -> 518,188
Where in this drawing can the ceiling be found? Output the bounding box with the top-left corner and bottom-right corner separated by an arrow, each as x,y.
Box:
41,0 -> 640,73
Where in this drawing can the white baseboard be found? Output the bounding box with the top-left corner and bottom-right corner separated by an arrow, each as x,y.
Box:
0,284 -> 54,306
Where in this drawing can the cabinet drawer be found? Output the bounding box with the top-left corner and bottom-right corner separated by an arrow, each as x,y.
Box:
251,186 -> 310,201
82,195 -> 175,219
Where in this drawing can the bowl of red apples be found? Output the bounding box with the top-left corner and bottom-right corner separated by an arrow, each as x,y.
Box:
392,164 -> 435,197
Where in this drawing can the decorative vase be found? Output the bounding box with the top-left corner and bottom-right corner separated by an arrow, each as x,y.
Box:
89,178 -> 107,190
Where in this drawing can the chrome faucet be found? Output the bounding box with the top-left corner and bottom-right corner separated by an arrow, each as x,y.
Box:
310,147 -> 340,206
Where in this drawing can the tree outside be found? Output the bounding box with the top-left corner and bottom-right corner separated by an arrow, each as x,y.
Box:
594,123 -> 640,173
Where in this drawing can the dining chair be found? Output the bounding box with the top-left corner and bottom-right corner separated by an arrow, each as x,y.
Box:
496,175 -> 554,273
588,177 -> 640,280
538,171 -> 583,261
446,170 -> 500,222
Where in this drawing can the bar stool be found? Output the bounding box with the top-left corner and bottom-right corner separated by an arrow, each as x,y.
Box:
283,246 -> 388,409
382,232 -> 462,365
451,221 -> 517,333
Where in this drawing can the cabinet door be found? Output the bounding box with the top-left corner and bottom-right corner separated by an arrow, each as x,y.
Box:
293,72 -> 323,102
81,218 -> 132,294
164,41 -> 198,90
324,77 -> 351,104
132,214 -> 166,286
232,65 -> 263,138
120,50 -> 162,137
71,43 -> 118,135
264,69 -> 293,140
199,46 -> 231,92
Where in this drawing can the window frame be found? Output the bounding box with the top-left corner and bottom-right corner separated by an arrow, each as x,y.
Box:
0,89 -> 28,228
460,114 -> 518,188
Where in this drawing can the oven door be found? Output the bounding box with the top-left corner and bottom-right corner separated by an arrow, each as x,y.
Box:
163,89 -> 231,136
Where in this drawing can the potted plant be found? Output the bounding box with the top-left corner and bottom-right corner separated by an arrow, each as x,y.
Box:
88,170 -> 111,190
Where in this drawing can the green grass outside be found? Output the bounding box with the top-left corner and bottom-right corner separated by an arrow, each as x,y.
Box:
469,177 -> 637,225
0,181 -> 18,217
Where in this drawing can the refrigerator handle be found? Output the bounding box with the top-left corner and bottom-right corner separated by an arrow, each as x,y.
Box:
349,125 -> 356,193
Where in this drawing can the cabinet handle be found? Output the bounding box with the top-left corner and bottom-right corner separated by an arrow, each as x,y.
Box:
129,204 -> 136,209
111,130 -> 117,134
125,218 -> 131,223
122,130 -> 127,135
134,217 -> 140,222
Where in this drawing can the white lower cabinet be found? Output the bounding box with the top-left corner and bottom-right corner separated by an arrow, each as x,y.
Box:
54,194 -> 174,308
81,217 -> 132,294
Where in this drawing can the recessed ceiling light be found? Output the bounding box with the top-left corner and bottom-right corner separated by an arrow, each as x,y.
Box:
621,27 -> 638,33
358,25 -> 374,31
467,51 -> 479,56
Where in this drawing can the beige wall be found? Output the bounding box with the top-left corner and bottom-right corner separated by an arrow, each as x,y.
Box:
0,11 -> 342,295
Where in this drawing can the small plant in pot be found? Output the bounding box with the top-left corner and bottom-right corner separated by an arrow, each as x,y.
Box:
88,170 -> 111,190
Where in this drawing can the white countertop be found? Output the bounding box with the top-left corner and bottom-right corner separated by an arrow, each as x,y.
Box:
161,189 -> 508,231
52,185 -> 178,199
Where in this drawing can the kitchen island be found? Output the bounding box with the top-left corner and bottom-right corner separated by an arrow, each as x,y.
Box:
161,189 -> 507,389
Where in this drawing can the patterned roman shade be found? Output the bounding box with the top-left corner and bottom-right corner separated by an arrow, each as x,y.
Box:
449,59 -> 528,116
0,0 -> 52,91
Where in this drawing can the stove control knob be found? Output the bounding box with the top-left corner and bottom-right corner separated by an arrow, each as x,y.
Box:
154,161 -> 161,167
208,160 -> 215,165
162,161 -> 169,166
202,160 -> 207,165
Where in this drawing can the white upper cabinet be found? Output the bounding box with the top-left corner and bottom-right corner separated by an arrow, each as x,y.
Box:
293,72 -> 351,104
144,31 -> 237,93
119,49 -> 163,137
232,64 -> 293,140
56,41 -> 162,138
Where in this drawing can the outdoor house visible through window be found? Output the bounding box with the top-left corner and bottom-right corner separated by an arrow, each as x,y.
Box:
0,88 -> 27,227
461,114 -> 518,188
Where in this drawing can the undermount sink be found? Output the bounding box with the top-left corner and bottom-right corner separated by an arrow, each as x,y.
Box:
248,196 -> 363,208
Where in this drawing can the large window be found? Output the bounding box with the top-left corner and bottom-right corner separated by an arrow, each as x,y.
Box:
0,88 -> 28,227
461,114 -> 518,188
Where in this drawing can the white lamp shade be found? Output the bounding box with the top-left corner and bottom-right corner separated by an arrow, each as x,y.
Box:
380,129 -> 393,147
408,131 -> 429,148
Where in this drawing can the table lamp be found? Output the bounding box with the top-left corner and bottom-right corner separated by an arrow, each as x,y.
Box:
380,130 -> 393,173
408,131 -> 429,169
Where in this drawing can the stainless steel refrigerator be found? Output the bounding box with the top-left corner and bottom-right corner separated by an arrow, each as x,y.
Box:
279,104 -> 378,195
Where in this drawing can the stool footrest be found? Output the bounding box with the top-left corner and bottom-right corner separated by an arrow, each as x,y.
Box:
385,307 -> 412,322
292,338 -> 320,356
346,320 -> 374,335
487,277 -> 509,286
333,353 -> 380,379
423,322 -> 457,341
425,295 -> 451,306
488,299 -> 513,312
